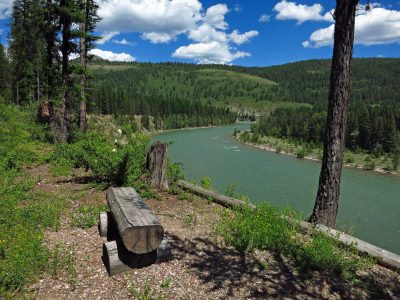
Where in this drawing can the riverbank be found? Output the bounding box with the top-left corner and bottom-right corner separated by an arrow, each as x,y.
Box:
235,131 -> 399,176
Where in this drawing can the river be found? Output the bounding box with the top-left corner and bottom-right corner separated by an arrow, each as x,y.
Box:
153,123 -> 400,254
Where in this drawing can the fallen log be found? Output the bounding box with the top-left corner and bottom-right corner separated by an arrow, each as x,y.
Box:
107,187 -> 164,254
103,239 -> 171,276
176,180 -> 255,209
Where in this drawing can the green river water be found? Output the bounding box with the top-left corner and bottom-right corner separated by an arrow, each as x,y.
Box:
153,123 -> 400,254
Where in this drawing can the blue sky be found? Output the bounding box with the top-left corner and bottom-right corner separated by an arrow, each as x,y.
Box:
1,0 -> 400,66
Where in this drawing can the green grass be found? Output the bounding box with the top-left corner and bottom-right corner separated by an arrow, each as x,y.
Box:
70,204 -> 108,229
198,68 -> 277,85
216,203 -> 375,280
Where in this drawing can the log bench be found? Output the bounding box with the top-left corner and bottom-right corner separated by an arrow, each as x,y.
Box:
99,187 -> 171,276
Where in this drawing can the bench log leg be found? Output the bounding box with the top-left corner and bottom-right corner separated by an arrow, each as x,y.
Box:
103,239 -> 171,276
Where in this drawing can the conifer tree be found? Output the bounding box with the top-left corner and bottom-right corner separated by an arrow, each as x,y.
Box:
0,41 -> 10,101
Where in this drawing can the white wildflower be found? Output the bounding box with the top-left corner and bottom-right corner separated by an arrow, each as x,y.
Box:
112,149 -> 117,152
117,129 -> 122,136
114,139 -> 118,144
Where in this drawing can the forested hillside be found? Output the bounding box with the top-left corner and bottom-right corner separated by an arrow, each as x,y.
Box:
89,58 -> 400,112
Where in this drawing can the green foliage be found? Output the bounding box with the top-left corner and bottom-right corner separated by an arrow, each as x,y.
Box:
296,148 -> 307,159
160,276 -> 172,289
0,171 -> 67,295
70,204 -> 108,229
363,156 -> 376,170
183,212 -> 197,228
128,279 -> 168,300
200,176 -> 212,190
216,204 -> 374,280
167,162 -> 184,184
0,43 -> 10,101
0,101 -> 47,170
47,244 -> 77,287
225,183 -> 240,197
52,130 -> 149,185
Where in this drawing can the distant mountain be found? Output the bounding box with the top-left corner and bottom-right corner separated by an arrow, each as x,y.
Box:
89,58 -> 400,115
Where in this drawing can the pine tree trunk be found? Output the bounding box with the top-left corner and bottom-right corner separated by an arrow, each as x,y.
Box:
79,0 -> 87,132
309,0 -> 359,227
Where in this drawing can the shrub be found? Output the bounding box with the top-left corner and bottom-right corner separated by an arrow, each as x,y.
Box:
167,162 -> 184,184
52,130 -> 149,185
200,176 -> 212,190
296,148 -> 307,159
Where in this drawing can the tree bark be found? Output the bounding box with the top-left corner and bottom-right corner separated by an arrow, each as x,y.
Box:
79,0 -> 87,132
147,141 -> 169,191
309,0 -> 359,227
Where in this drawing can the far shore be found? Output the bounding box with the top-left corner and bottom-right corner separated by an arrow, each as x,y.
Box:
236,136 -> 399,177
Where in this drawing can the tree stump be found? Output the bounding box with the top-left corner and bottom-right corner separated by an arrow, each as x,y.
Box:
147,141 -> 169,191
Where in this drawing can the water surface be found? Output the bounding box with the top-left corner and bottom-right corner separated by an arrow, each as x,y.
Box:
153,124 -> 400,254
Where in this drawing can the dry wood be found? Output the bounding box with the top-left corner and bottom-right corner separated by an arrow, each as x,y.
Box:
99,212 -> 108,237
103,239 -> 171,276
177,180 -> 255,209
107,187 -> 164,254
147,141 -> 169,191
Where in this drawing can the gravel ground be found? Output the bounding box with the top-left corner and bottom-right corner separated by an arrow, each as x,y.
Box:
24,166 -> 400,300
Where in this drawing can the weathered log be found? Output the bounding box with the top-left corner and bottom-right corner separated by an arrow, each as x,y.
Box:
99,212 -> 109,237
103,239 -> 171,276
147,141 -> 169,191
107,187 -> 164,254
176,180 -> 255,209
98,211 -> 120,241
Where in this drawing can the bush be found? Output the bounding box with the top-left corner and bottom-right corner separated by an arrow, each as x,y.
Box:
296,148 -> 307,159
52,130 -> 149,185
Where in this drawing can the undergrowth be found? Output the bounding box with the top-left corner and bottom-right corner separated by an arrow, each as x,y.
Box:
216,203 -> 375,281
0,101 -> 67,296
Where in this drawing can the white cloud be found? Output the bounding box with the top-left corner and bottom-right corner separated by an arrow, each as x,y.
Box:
98,0 -> 202,43
234,4 -> 242,13
229,30 -> 259,45
259,14 -> 271,23
172,41 -> 249,64
90,49 -> 135,62
97,0 -> 257,64
141,32 -> 176,44
0,0 -> 12,20
203,4 -> 229,30
274,0 -> 333,24
303,7 -> 400,48
97,31 -> 120,45
188,23 -> 228,43
174,3 -> 257,64
113,38 -> 135,46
